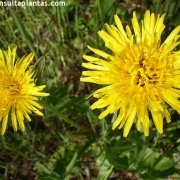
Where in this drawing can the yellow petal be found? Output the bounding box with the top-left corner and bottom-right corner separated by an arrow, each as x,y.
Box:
33,108 -> 43,116
132,12 -> 141,42
163,25 -> 180,44
16,108 -> 25,132
114,14 -> 127,37
123,106 -> 136,137
150,103 -> 163,134
11,107 -> 17,132
88,46 -> 113,59
112,108 -> 125,130
1,113 -> 8,135
162,89 -> 180,112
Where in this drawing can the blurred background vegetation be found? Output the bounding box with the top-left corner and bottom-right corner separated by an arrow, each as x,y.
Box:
0,0 -> 180,179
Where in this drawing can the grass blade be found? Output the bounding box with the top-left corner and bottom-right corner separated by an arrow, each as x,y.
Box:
10,8 -> 38,57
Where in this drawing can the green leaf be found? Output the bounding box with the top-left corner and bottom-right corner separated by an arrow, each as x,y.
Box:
97,151 -> 113,180
34,162 -> 51,175
141,148 -> 160,167
66,152 -> 78,174
105,138 -> 136,169
153,157 -> 174,171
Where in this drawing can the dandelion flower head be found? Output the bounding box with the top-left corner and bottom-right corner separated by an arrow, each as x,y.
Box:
81,10 -> 180,136
0,47 -> 49,135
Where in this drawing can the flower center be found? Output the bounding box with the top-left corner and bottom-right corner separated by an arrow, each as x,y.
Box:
139,58 -> 159,86
130,57 -> 160,87
5,82 -> 21,95
0,75 -> 22,106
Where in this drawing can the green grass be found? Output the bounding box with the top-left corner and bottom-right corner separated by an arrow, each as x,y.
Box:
0,0 -> 179,179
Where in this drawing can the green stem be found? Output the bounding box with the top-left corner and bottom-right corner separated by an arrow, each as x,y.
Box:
41,101 -> 87,130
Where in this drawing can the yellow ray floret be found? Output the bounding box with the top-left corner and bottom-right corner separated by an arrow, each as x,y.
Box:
80,10 -> 180,137
0,46 -> 49,135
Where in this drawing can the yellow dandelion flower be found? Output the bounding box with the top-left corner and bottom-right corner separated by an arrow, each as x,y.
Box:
81,10 -> 180,137
0,46 -> 49,135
